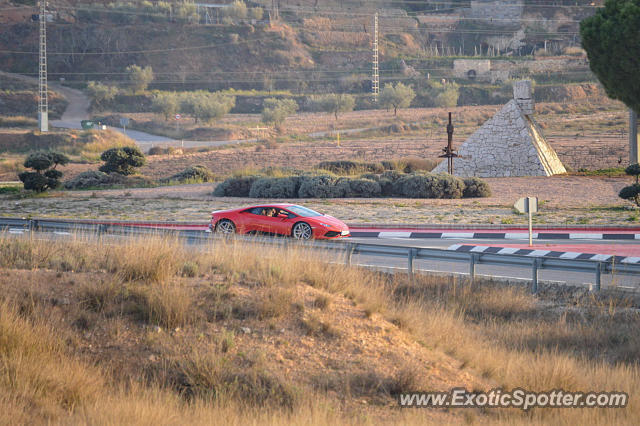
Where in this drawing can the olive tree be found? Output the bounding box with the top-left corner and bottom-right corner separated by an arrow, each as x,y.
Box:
379,83 -> 416,116
261,98 -> 299,126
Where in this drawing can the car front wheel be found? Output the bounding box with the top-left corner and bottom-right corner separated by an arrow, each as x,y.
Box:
215,219 -> 236,236
292,222 -> 313,240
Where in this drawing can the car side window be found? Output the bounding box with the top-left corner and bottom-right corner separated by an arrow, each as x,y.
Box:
246,207 -> 263,215
283,210 -> 297,219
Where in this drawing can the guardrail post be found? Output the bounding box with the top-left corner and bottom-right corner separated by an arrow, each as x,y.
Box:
532,258 -> 540,295
345,243 -> 354,266
408,248 -> 416,283
469,253 -> 477,285
595,262 -> 602,292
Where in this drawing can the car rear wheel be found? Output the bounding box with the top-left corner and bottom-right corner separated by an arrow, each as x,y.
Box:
215,219 -> 236,235
292,222 -> 312,240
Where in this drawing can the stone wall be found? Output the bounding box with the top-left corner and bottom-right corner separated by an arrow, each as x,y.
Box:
453,59 -> 491,79
468,0 -> 524,24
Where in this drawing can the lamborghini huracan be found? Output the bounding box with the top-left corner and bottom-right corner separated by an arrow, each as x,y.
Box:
209,204 -> 350,240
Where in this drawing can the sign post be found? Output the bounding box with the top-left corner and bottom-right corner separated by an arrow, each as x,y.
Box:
175,113 -> 182,135
514,197 -> 538,247
119,117 -> 129,134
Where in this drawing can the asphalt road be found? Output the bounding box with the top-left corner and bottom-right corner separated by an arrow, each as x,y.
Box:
1,71 -> 178,145
343,237 -> 640,290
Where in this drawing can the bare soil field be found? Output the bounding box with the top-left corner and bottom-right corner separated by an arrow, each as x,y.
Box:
1,175 -> 635,225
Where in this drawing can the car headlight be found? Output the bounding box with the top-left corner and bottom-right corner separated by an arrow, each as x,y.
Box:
320,223 -> 331,228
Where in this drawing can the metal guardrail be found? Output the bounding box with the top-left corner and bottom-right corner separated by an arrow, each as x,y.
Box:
2,218 -> 639,294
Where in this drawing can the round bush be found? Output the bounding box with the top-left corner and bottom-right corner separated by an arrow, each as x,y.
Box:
168,165 -> 215,183
298,175 -> 339,198
213,176 -> 260,197
380,170 -> 404,182
433,173 -> 464,199
619,184 -> 640,206
359,173 -> 380,181
392,174 -> 433,198
463,177 -> 492,198
392,173 -> 464,199
625,163 -> 640,178
249,177 -> 300,198
379,178 -> 394,196
340,178 -> 381,198
64,170 -> 111,190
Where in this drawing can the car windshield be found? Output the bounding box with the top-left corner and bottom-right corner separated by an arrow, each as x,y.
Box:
287,205 -> 322,217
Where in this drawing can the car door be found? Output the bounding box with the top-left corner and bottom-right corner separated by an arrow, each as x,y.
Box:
254,207 -> 287,235
241,207 -> 268,233
270,208 -> 297,236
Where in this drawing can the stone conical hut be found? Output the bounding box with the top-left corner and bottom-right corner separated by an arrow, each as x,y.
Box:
432,80 -> 566,177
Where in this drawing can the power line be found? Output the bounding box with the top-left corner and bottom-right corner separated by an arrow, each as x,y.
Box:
0,33 -> 283,55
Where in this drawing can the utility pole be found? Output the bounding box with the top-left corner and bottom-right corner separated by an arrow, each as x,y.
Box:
631,109 -> 639,165
372,12 -> 379,103
38,1 -> 49,132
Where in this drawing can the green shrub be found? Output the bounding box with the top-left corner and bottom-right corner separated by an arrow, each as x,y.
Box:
392,173 -> 464,199
249,177 -> 300,198
434,174 -> 465,199
64,170 -> 111,189
380,170 -> 404,182
335,178 -> 381,198
463,177 -> 492,198
213,176 -> 260,197
99,146 -> 146,175
316,161 -> 384,175
63,170 -> 153,190
620,164 -> 640,206
619,184 -> 640,207
379,178 -> 394,196
393,174 -> 431,198
18,151 -> 69,192
359,173 -> 380,181
167,165 -> 216,183
298,175 -> 340,198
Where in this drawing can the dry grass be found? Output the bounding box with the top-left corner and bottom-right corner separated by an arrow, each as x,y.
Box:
0,157 -> 23,176
0,232 -> 639,424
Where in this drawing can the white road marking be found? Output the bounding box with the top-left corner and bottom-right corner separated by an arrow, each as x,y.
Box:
497,247 -> 519,255
621,257 -> 640,264
559,252 -> 582,259
505,233 -> 537,239
442,232 -> 474,239
591,254 -> 612,261
527,250 -> 551,257
470,246 -> 489,252
378,231 -> 412,238
569,233 -> 603,240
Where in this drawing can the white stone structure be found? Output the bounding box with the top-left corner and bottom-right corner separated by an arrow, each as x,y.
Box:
432,80 -> 566,177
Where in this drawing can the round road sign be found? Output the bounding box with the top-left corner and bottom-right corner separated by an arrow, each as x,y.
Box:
175,114 -> 182,120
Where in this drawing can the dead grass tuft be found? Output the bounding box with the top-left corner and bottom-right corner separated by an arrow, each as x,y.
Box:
300,313 -> 339,338
128,281 -> 197,329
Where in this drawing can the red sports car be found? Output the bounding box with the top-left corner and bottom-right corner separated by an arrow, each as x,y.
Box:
209,204 -> 350,240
